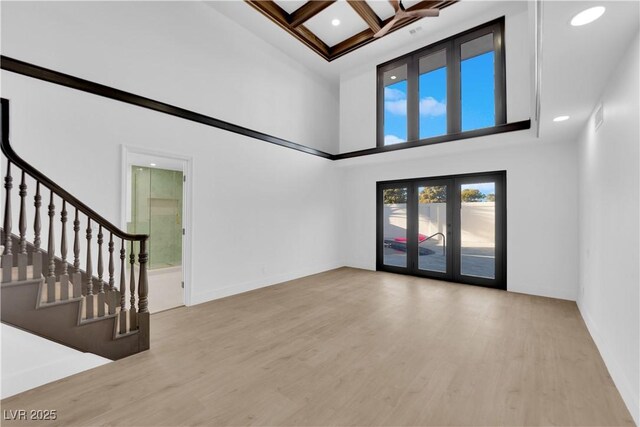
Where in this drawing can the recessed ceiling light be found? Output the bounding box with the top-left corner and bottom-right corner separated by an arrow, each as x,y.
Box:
553,115 -> 570,122
571,6 -> 605,26
331,18 -> 340,27
390,75 -> 397,80
150,163 -> 157,166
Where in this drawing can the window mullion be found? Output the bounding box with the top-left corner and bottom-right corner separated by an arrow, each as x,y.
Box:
448,40 -> 461,134
407,58 -> 419,142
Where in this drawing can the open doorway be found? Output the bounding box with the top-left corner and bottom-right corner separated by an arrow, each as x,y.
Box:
122,147 -> 191,313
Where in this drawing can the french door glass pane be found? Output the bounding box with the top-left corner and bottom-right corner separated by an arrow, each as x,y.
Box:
419,50 -> 447,139
460,182 -> 496,278
383,64 -> 408,145
417,185 -> 447,273
461,33 -> 495,131
383,188 -> 408,267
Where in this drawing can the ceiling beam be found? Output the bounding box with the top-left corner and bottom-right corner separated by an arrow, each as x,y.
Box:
245,0 -> 331,59
290,1 -> 336,28
347,0 -> 382,33
295,25 -> 332,58
245,0 -> 290,27
331,1 -> 458,60
331,28 -> 374,59
246,0 -> 458,61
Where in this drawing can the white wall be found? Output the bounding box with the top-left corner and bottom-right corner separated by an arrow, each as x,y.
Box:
0,1 -> 339,154
0,1 -> 344,304
1,324 -> 110,399
338,130 -> 579,301
576,31 -> 640,425
338,1 -> 531,153
1,72 -> 342,305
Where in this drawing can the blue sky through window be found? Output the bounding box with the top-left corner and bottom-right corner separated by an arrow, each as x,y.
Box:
384,80 -> 408,145
461,51 -> 495,131
384,51 -> 496,145
419,67 -> 447,139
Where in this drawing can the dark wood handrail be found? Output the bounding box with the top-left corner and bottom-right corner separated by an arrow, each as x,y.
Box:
0,98 -> 147,241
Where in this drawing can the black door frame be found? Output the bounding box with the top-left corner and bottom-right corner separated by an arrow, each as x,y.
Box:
376,171 -> 507,290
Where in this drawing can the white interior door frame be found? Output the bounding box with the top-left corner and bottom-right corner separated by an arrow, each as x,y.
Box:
120,144 -> 194,307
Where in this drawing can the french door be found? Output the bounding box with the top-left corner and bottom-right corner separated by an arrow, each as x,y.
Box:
377,171 -> 506,289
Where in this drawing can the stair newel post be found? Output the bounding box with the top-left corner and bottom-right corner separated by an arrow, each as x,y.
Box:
97,225 -> 105,317
17,170 -> 28,280
129,241 -> 138,330
138,237 -> 150,350
85,218 -> 94,319
138,238 -> 149,313
108,232 -> 116,314
2,160 -> 13,283
71,208 -> 82,297
59,200 -> 69,300
46,190 -> 56,303
119,239 -> 127,334
32,181 -> 42,279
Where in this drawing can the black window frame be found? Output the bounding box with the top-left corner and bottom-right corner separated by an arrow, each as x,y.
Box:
377,17 -> 506,148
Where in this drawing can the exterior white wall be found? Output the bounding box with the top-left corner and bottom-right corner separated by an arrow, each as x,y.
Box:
338,131 -> 579,301
577,31 -> 640,425
338,1 -> 530,153
1,72 -> 343,305
0,1 -> 339,154
383,203 -> 495,245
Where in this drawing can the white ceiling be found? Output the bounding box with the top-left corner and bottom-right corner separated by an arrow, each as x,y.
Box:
366,0 -> 397,21
539,1 -> 639,140
305,0 -> 370,47
273,0 -> 307,14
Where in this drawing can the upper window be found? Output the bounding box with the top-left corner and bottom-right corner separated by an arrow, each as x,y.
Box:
378,18 -> 506,147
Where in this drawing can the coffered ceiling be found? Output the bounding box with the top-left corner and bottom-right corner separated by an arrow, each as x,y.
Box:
245,0 -> 458,61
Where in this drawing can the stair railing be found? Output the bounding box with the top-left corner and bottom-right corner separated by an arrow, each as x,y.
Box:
0,98 -> 149,350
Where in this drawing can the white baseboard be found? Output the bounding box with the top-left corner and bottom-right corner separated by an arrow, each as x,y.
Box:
578,301 -> 639,425
507,284 -> 577,301
190,262 -> 343,306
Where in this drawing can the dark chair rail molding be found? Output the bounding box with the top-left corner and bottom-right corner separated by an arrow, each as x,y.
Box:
0,56 -> 334,160
1,55 -> 531,161
333,120 -> 531,160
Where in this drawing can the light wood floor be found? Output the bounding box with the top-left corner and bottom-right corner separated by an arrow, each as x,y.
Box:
1,268 -> 634,426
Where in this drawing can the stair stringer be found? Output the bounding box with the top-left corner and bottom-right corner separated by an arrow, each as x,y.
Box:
1,277 -> 141,360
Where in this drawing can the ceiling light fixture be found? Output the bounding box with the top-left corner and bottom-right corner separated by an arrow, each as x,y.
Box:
331,18 -> 340,27
390,75 -> 397,80
150,163 -> 157,166
570,6 -> 605,26
553,115 -> 570,122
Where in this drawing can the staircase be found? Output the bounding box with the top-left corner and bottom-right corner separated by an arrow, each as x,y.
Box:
0,98 -> 150,360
